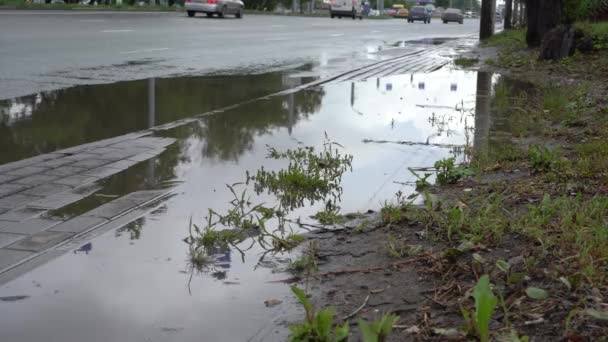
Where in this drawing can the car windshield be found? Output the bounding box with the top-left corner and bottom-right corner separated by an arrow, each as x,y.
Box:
412,7 -> 425,13
445,8 -> 460,13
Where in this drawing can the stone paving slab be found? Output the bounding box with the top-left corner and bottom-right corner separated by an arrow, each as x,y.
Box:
48,216 -> 108,234
81,166 -> 124,178
0,194 -> 42,210
6,231 -> 74,252
44,165 -> 89,177
0,218 -> 63,235
4,166 -> 49,177
0,208 -> 45,222
0,249 -> 33,270
0,233 -> 26,248
0,184 -> 31,198
12,174 -> 61,187
70,158 -> 113,169
0,174 -> 21,185
23,183 -> 72,198
53,174 -> 99,187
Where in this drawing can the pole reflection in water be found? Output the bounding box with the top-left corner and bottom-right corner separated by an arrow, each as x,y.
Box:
474,72 -> 493,157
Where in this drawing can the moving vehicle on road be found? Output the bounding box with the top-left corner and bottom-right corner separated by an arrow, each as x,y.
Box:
441,8 -> 464,24
329,0 -> 363,19
395,8 -> 409,19
185,0 -> 244,18
408,6 -> 431,23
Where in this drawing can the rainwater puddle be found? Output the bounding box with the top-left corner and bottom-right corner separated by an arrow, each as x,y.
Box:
0,64 -> 318,165
0,69 -> 500,342
394,37 -> 460,47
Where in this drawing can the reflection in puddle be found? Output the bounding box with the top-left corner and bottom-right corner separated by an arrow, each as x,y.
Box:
0,69 -> 498,342
0,64 -> 318,164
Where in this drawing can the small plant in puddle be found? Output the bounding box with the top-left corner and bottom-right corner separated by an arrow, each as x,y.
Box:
385,233 -> 421,258
288,241 -> 318,275
251,135 -> 353,211
434,157 -> 473,185
408,168 -> 432,190
312,202 -> 346,225
289,286 -> 349,342
462,275 -> 498,342
358,313 -> 399,342
380,202 -> 403,225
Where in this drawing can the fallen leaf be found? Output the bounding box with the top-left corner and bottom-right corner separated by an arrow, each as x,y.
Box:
525,287 -> 548,300
264,298 -> 282,307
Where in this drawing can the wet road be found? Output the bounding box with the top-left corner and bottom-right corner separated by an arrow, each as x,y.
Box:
0,11 -> 480,99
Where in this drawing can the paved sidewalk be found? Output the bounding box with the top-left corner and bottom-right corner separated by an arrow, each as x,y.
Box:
0,131 -> 176,275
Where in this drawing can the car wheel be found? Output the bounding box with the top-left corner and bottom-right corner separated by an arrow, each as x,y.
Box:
206,12 -> 213,17
330,13 -> 334,18
459,20 -> 463,24
338,16 -> 342,19
428,19 -> 431,23
187,10 -> 195,17
359,15 -> 362,20
219,6 -> 226,18
443,20 -> 447,23
352,9 -> 356,20
236,7 -> 242,18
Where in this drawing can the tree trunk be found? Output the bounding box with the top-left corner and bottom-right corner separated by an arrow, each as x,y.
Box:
513,0 -> 519,26
479,0 -> 495,40
526,0 -> 563,47
520,1 -> 525,26
504,0 -> 513,29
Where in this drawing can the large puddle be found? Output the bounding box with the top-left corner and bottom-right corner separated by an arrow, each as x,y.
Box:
0,68 -> 498,341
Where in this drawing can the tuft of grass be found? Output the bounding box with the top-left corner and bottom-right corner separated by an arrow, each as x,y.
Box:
462,275 -> 498,342
385,233 -> 421,258
435,157 -> 473,185
313,209 -> 346,225
454,57 -> 480,68
482,29 -> 526,51
358,313 -> 399,342
288,241 -> 318,275
528,145 -> 561,174
380,202 -> 404,225
289,287 -> 349,342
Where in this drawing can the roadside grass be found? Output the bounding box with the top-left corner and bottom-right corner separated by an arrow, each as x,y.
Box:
481,29 -> 526,51
454,57 -> 479,68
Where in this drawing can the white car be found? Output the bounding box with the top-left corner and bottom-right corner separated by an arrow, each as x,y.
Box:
185,0 -> 244,18
465,10 -> 473,18
329,0 -> 363,19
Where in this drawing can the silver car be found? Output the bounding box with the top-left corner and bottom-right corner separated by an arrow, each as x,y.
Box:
185,0 -> 244,18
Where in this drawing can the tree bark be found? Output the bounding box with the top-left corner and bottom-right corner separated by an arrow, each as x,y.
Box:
513,0 -> 519,26
526,0 -> 563,47
504,0 -> 513,29
479,0 -> 495,40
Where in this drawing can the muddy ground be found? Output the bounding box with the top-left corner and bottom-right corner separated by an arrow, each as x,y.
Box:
289,28 -> 608,341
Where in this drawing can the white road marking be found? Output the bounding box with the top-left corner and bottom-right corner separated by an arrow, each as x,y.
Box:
120,47 -> 170,54
371,30 -> 381,33
270,24 -> 286,28
330,33 -> 344,37
101,29 -> 134,33
264,38 -> 287,41
79,19 -> 106,22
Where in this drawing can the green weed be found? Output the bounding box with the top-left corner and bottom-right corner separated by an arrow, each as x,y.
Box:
408,168 -> 432,190
528,145 -> 560,173
380,202 -> 404,225
462,275 -> 498,342
454,57 -> 479,68
358,313 -> 399,342
434,157 -> 473,185
289,241 -> 318,275
385,233 -> 421,258
482,29 -> 526,51
289,287 -> 349,342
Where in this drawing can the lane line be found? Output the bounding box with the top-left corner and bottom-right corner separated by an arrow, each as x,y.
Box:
120,47 -> 170,54
330,33 -> 344,37
79,19 -> 106,22
101,29 -> 134,33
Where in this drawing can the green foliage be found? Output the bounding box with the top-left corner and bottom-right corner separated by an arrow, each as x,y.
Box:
289,287 -> 349,342
463,275 -> 498,342
566,0 -> 608,20
454,57 -> 480,68
288,241 -> 318,275
385,233 -> 421,258
527,145 -> 559,173
380,202 -> 404,225
358,313 -> 399,342
252,136 -> 353,211
313,207 -> 345,225
482,29 -> 526,51
434,157 -> 473,185
525,287 -> 549,300
408,168 -> 432,190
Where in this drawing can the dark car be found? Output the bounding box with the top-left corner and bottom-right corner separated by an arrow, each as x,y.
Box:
442,8 -> 464,24
408,6 -> 431,23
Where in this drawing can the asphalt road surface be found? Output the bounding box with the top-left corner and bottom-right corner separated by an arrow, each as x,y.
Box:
0,10 -> 480,99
